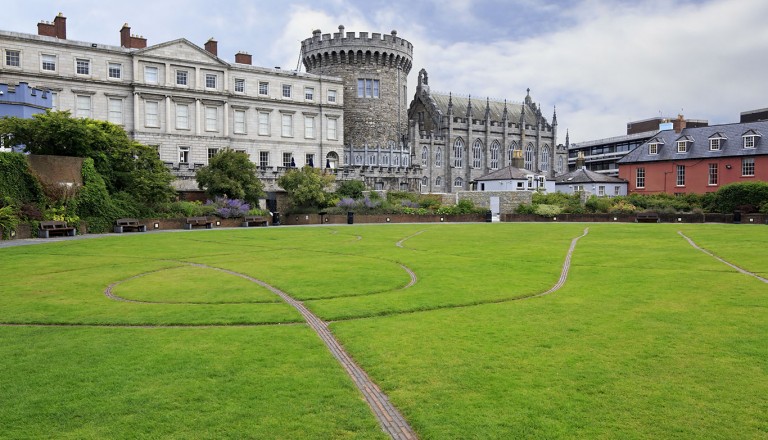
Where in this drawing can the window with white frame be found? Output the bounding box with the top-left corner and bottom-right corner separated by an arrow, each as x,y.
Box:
176,104 -> 189,130
454,177 -> 464,188
5,50 -> 20,67
282,84 -> 292,98
205,106 -> 218,131
742,157 -> 755,176
259,82 -> 269,95
573,184 -> 584,192
357,79 -> 380,98
144,66 -> 158,84
421,146 -> 429,166
207,148 -> 219,159
76,95 -> 91,118
743,135 -> 757,149
283,152 -> 293,168
108,62 -> 121,79
107,98 -> 123,125
649,143 -> 660,155
676,164 -> 685,186
234,78 -> 245,93
709,138 -> 722,151
304,116 -> 315,138
176,70 -> 188,86
614,186 -> 621,196
435,147 -> 442,167
636,167 -> 645,188
205,73 -> 217,89
281,113 -> 293,137
41,54 -> 56,71
327,117 -> 338,140
557,156 -> 564,173
524,144 -> 534,169
258,112 -> 270,135
598,185 -> 605,197
178,146 -> 189,164
677,141 -> 688,153
508,142 -> 518,165
306,153 -> 315,167
454,138 -> 464,168
490,142 -> 499,169
259,151 -> 269,168
472,140 -> 482,168
76,58 -> 90,75
234,110 -> 246,134
708,163 -> 718,185
305,87 -> 314,101
145,101 -> 160,127
50,92 -> 58,110
540,146 -> 549,171
327,90 -> 337,103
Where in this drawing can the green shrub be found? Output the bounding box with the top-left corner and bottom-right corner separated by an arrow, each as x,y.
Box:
336,180 -> 365,199
585,196 -> 613,213
534,204 -> 562,216
74,158 -> 119,233
711,182 -> 768,213
515,203 -> 537,214
0,153 -> 46,206
0,205 -> 20,239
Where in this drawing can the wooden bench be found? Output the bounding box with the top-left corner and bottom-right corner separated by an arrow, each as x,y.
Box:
185,216 -> 213,230
39,220 -> 77,238
114,218 -> 147,233
241,215 -> 268,227
636,212 -> 660,223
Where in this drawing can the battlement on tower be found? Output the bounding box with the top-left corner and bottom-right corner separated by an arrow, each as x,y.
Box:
301,25 -> 413,73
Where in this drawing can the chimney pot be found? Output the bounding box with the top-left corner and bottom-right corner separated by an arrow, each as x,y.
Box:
235,52 -> 252,65
204,38 -> 218,56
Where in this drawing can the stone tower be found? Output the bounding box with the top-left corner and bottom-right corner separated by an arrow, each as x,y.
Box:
301,26 -> 413,151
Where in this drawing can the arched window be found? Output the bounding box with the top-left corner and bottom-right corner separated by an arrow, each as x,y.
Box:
402,155 -> 409,167
540,146 -> 549,172
369,154 -> 377,165
393,155 -> 400,166
382,155 -> 389,165
472,139 -> 482,168
421,176 -> 428,188
387,140 -> 395,150
344,153 -> 350,165
435,176 -> 442,187
508,141 -> 518,165
454,177 -> 464,188
435,147 -> 443,166
454,138 -> 464,168
326,151 -> 339,169
355,154 -> 363,165
490,141 -> 500,169
421,146 -> 429,166
524,143 -> 534,170
557,156 -> 564,173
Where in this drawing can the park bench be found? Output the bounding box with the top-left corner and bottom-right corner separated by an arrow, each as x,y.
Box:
185,216 -> 213,230
241,215 -> 268,227
635,212 -> 660,223
38,220 -> 77,238
114,218 -> 147,233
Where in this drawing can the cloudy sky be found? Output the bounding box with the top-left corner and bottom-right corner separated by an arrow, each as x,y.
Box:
5,0 -> 767,142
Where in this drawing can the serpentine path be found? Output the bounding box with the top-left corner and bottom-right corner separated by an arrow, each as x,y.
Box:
678,231 -> 768,283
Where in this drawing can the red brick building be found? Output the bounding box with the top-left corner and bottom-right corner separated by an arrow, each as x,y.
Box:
618,119 -> 768,194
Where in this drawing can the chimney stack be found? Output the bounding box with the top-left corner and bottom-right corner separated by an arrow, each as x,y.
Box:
512,149 -> 524,169
575,151 -> 586,170
37,13 -> 67,39
120,24 -> 147,49
204,38 -> 218,56
673,114 -> 686,133
235,52 -> 252,65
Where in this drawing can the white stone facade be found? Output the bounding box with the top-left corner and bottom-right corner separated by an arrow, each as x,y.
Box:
0,29 -> 345,191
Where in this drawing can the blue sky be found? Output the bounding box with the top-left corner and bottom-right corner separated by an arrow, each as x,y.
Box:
5,0 -> 767,142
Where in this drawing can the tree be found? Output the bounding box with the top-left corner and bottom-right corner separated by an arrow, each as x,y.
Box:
336,179 -> 365,199
196,149 -> 264,204
277,166 -> 335,211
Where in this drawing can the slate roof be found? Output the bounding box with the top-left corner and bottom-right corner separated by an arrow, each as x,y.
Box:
618,120 -> 768,164
429,93 -> 544,127
554,168 -> 627,184
475,166 -> 536,181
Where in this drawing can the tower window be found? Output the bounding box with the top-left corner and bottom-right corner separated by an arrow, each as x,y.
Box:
357,79 -> 380,98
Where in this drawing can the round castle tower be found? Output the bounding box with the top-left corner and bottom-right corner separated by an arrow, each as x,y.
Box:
301,26 -> 413,151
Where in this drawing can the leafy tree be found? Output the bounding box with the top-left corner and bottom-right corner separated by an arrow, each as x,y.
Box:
336,179 -> 365,199
711,181 -> 768,213
277,166 -> 335,211
196,149 -> 264,205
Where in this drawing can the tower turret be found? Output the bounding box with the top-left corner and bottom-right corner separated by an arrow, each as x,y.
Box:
301,27 -> 413,150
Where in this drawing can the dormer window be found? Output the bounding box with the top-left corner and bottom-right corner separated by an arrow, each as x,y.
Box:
708,133 -> 726,151
675,135 -> 693,153
649,143 -> 660,155
742,129 -> 762,149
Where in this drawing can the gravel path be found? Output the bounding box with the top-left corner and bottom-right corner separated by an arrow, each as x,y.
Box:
678,231 -> 768,283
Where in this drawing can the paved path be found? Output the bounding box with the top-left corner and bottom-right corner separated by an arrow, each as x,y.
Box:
678,231 -> 768,283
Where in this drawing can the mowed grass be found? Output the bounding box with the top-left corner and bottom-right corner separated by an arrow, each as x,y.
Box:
1,223 -> 766,439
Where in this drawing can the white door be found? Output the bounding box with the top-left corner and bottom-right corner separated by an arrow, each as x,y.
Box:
490,197 -> 500,222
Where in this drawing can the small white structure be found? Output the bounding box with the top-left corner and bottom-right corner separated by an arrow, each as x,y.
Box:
474,166 -> 555,193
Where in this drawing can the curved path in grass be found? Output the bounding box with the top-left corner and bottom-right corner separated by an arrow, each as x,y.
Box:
678,231 -> 768,283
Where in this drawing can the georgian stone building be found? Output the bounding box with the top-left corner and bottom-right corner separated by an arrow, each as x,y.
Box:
0,13 -> 345,192
408,69 -> 565,193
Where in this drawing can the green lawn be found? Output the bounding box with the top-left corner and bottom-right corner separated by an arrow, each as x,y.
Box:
1,223 -> 766,439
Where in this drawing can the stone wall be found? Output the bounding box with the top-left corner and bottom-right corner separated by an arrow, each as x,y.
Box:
457,191 -> 532,214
